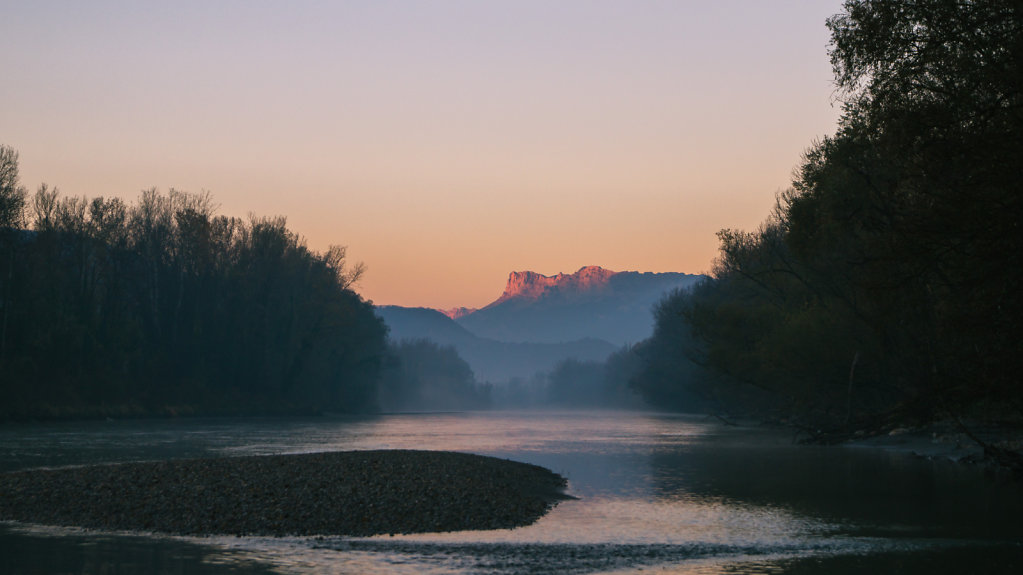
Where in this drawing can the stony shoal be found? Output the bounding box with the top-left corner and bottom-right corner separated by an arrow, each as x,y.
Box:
0,450 -> 570,537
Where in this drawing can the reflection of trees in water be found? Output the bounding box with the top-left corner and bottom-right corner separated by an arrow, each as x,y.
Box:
646,435 -> 1023,539
0,525 -> 274,575
765,546 -> 1023,575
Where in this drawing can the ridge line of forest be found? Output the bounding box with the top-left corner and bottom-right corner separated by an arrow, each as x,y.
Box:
626,0 -> 1022,474
0,171 -> 389,420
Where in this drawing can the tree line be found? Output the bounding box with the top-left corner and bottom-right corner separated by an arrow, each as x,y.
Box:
378,339 -> 492,412
629,0 -> 1023,441
0,148 -> 388,419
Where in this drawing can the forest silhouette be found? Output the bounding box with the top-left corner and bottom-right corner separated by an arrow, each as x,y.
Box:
2,0 -> 1020,464
0,164 -> 390,419
630,0 -> 1023,460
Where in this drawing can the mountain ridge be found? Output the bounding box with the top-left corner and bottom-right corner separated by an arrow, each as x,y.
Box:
375,266 -> 704,381
457,266 -> 705,345
375,306 -> 615,382
439,307 -> 478,320
490,265 -> 618,306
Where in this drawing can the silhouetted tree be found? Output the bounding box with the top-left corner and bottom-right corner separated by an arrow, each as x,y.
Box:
0,146 -> 26,229
0,145 -> 28,364
0,156 -> 387,420
544,351 -> 646,409
637,0 -> 1023,435
378,339 -> 490,412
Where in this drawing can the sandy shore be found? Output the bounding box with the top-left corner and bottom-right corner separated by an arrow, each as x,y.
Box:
0,450 -> 571,537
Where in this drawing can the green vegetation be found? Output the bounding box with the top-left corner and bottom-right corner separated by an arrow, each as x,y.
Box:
631,0 -> 1023,446
536,346 -> 645,409
0,149 -> 387,420
378,339 -> 491,411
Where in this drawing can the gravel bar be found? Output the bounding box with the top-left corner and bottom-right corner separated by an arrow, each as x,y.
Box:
0,450 -> 571,537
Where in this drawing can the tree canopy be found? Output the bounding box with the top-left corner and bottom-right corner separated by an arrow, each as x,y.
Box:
632,0 -> 1023,435
0,153 -> 387,420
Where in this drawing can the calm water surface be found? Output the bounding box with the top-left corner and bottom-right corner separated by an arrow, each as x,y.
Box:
1,411 -> 1021,574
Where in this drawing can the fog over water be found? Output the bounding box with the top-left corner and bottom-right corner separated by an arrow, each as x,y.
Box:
2,411 -> 1022,574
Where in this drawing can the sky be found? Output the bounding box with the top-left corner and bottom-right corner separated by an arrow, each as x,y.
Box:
1,0 -> 845,309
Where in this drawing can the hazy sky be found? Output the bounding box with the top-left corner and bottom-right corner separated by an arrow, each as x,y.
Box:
2,1 -> 844,309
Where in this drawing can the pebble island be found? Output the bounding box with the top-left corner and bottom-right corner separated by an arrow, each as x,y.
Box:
0,450 -> 571,537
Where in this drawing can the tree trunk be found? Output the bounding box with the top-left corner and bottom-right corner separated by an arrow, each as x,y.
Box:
845,350 -> 860,425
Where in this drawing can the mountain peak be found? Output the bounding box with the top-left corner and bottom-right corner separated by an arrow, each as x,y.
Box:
459,266 -> 705,345
439,306 -> 478,320
496,266 -> 617,304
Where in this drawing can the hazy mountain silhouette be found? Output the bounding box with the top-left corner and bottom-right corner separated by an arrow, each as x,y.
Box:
457,266 -> 704,345
439,307 -> 477,320
375,306 -> 615,383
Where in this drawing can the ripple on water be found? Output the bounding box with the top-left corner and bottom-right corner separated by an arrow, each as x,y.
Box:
199,532 -> 970,575
4,411 -> 1023,575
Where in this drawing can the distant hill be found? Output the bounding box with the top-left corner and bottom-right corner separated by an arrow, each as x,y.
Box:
456,266 -> 704,345
439,307 -> 477,320
375,306 -> 615,383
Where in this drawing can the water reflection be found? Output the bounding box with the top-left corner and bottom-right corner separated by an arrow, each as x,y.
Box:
0,523 -> 275,574
645,429 -> 1023,541
2,411 -> 1022,574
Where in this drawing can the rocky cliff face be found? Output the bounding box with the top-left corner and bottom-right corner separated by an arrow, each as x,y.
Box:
494,266 -> 618,304
457,266 -> 705,345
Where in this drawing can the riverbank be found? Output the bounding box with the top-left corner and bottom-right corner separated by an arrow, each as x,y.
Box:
0,450 -> 571,537
844,420 -> 1023,476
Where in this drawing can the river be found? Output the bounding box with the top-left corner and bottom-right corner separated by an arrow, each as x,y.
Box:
1,411 -> 1021,574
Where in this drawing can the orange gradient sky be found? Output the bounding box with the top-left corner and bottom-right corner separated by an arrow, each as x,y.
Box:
2,1 -> 844,309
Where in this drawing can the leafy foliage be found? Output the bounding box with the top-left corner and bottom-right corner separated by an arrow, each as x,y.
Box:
544,349 -> 646,409
0,168 -> 386,420
378,339 -> 491,411
635,0 -> 1023,431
